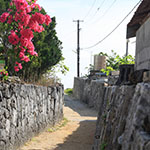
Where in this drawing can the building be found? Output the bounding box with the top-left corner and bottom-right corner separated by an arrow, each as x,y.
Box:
127,0 -> 150,70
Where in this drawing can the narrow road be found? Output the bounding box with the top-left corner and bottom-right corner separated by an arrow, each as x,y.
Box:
20,95 -> 98,150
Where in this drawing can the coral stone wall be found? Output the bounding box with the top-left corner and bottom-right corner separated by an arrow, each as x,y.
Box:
73,77 -> 150,150
0,82 -> 64,150
93,83 -> 150,150
73,77 -> 106,111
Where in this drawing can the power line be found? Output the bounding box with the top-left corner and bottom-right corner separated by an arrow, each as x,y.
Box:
82,0 -> 142,50
63,1 -> 96,44
94,0 -> 106,16
81,0 -> 117,33
67,0 -> 114,38
83,0 -> 97,20
84,0 -> 106,24
102,0 -> 117,16
94,0 -> 117,23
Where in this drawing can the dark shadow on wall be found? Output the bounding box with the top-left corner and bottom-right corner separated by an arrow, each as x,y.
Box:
64,95 -> 98,117
45,121 -> 96,150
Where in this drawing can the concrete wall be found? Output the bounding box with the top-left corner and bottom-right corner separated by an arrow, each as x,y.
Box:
0,82 -> 64,150
135,17 -> 150,70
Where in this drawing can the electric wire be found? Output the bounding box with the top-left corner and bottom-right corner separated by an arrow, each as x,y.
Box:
91,0 -> 106,19
83,0 -> 97,20
81,0 -> 142,50
94,0 -> 117,24
82,0 -> 117,33
64,1 -> 96,41
102,0 -> 117,17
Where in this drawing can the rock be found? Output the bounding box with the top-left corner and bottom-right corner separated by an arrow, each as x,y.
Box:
110,71 -> 120,76
129,69 -> 148,84
116,64 -> 134,85
7,76 -> 21,83
143,71 -> 150,82
108,76 -> 119,85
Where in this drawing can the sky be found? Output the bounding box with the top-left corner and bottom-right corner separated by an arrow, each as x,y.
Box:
37,0 -> 140,89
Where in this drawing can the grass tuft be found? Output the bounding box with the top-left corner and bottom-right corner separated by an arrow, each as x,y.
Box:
47,117 -> 69,133
64,88 -> 73,95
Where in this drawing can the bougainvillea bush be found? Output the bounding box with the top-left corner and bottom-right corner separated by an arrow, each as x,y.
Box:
0,0 -> 52,73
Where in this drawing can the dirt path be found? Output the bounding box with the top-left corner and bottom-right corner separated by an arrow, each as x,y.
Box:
19,95 -> 98,150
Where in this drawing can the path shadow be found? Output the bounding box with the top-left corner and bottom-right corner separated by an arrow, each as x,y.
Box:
64,95 -> 98,117
47,120 -> 96,150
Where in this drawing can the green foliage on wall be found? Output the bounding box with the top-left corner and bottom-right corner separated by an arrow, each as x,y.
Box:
100,50 -> 135,76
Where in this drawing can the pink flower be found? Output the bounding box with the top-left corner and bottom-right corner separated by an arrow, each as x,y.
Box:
24,56 -> 30,62
26,6 -> 31,13
19,52 -> 25,58
19,46 -> 26,52
35,4 -> 42,11
28,16 -> 40,32
21,56 -> 30,62
37,25 -> 44,33
45,15 -> 52,25
13,0 -> 28,11
1,0 -> 50,72
20,28 -> 33,40
0,12 -> 9,23
18,64 -> 22,69
21,14 -> 31,27
14,12 -> 21,22
20,37 -> 29,47
6,73 -> 8,76
27,41 -> 35,51
7,8 -> 12,12
16,62 -> 23,69
33,51 -> 38,56
8,31 -> 20,45
31,1 -> 39,9
14,66 -> 19,72
32,12 -> 46,24
7,15 -> 13,24
18,23 -> 23,30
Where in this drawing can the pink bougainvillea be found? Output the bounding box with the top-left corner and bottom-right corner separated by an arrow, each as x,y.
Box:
0,0 -> 52,72
8,31 -> 20,45
0,12 -> 9,23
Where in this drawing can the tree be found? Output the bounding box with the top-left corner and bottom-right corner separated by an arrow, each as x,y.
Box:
0,0 -> 11,15
16,12 -> 63,82
0,0 -> 63,82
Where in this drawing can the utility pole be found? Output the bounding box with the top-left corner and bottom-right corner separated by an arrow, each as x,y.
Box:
73,20 -> 83,77
126,39 -> 129,56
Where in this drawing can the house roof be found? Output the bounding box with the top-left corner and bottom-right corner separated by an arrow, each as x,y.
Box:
127,0 -> 150,38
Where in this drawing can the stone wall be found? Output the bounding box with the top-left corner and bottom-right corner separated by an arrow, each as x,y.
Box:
93,83 -> 150,150
0,82 -> 64,150
135,17 -> 150,70
73,77 -> 150,150
73,77 -> 106,110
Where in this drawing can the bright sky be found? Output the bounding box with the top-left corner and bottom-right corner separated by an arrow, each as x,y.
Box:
37,0 -> 139,89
